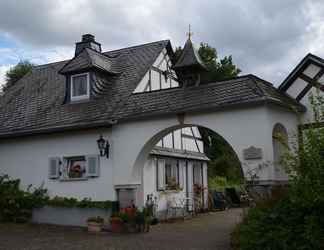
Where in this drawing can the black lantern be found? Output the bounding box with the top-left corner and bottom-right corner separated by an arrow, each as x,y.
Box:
97,135 -> 110,158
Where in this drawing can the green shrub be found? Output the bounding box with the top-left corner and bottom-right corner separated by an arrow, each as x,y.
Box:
87,216 -> 104,223
234,93 -> 324,250
47,196 -> 118,210
0,175 -> 48,223
0,174 -> 119,223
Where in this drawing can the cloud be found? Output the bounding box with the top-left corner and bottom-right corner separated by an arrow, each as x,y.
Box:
0,0 -> 324,85
0,64 -> 13,88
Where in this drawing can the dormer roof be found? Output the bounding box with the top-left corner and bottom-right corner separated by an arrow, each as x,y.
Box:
59,47 -> 121,75
173,38 -> 207,71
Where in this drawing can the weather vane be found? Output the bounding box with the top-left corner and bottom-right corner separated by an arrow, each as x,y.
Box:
186,24 -> 193,40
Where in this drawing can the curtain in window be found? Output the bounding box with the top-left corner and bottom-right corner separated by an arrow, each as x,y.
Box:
72,75 -> 87,96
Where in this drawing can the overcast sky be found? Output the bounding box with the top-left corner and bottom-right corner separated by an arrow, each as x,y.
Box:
0,0 -> 324,87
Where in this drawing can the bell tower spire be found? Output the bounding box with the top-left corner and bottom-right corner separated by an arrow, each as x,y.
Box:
173,27 -> 207,87
186,24 -> 193,40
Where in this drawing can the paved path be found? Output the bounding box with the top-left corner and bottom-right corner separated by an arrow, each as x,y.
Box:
0,208 -> 243,250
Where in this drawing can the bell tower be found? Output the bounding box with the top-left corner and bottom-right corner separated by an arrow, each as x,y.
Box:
173,27 -> 207,87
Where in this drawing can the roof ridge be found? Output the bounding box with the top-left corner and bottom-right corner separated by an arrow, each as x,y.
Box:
246,74 -> 268,97
32,40 -> 170,69
104,39 -> 170,54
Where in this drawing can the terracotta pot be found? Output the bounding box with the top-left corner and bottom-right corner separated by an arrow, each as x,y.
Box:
110,218 -> 123,233
125,208 -> 136,219
87,222 -> 103,233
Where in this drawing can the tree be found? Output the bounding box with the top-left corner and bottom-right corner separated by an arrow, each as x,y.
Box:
174,42 -> 241,82
234,92 -> 324,250
2,60 -> 34,92
199,128 -> 243,188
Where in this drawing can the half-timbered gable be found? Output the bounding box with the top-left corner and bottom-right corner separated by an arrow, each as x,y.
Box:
133,47 -> 179,93
279,53 -> 324,122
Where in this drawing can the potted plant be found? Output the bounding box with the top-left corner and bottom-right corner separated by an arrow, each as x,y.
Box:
87,216 -> 104,232
110,213 -> 123,233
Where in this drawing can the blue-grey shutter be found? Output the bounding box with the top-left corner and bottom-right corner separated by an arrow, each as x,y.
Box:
48,157 -> 60,179
157,159 -> 165,191
86,155 -> 100,177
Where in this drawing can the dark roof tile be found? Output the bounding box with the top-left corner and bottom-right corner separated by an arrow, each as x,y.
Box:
0,40 -> 304,138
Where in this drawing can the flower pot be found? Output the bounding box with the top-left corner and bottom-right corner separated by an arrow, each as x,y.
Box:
110,218 -> 123,233
87,222 -> 103,233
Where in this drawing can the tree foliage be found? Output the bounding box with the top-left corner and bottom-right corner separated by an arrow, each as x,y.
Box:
3,60 -> 34,92
199,128 -> 243,187
174,42 -> 241,82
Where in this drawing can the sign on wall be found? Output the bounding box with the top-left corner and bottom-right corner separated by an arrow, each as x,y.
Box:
243,146 -> 263,160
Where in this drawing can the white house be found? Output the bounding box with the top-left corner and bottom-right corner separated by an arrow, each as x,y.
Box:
0,34 -> 322,220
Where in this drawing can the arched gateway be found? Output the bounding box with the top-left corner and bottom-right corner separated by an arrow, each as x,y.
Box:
0,34 -> 317,222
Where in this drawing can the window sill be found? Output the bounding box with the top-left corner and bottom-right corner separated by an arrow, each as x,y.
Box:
59,177 -> 88,182
159,189 -> 183,194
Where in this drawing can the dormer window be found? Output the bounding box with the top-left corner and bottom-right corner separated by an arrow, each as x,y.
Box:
71,73 -> 90,102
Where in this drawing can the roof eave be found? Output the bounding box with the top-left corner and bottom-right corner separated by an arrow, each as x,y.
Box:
0,121 -> 114,140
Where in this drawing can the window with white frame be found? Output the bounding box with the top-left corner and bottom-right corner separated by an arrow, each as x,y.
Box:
156,157 -> 184,191
64,156 -> 87,179
48,155 -> 99,180
71,73 -> 90,101
164,159 -> 179,190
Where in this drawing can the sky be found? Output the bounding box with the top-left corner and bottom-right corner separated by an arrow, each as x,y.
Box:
0,0 -> 324,87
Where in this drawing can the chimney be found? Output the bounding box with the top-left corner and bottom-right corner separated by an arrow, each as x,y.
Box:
75,34 -> 102,56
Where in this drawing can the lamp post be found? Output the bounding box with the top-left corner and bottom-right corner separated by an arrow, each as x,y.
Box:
97,135 -> 110,158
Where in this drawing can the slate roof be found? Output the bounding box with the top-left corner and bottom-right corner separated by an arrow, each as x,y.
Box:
60,48 -> 121,75
0,40 -> 305,138
173,38 -> 206,70
113,74 -> 305,121
0,40 -> 170,137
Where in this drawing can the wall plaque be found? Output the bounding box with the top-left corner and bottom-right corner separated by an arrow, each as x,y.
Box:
243,146 -> 263,160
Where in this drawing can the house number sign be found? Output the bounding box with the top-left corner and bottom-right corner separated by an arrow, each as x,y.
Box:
243,146 -> 263,160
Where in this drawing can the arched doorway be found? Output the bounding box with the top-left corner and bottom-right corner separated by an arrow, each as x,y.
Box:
272,123 -> 289,181
120,124 -> 243,218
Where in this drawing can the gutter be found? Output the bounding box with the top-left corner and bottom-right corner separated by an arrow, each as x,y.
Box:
0,120 -> 116,140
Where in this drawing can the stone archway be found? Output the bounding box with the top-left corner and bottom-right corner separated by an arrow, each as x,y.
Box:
132,123 -> 243,209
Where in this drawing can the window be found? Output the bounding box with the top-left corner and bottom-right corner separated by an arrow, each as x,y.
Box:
165,159 -> 179,190
193,162 -> 202,185
64,156 -> 87,179
48,155 -> 100,180
71,73 -> 90,101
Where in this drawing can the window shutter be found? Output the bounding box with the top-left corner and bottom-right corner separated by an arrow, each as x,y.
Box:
157,159 -> 165,191
86,155 -> 100,177
178,160 -> 185,189
48,157 -> 60,179
171,161 -> 178,184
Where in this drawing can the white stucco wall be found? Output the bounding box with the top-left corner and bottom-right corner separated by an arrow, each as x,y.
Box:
113,104 -> 299,194
265,106 -> 299,181
0,128 -> 115,201
0,104 -> 300,205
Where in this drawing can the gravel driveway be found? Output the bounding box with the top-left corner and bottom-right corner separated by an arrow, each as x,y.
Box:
0,208 -> 243,250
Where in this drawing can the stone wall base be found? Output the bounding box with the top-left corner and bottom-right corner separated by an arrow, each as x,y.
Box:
32,206 -> 112,227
